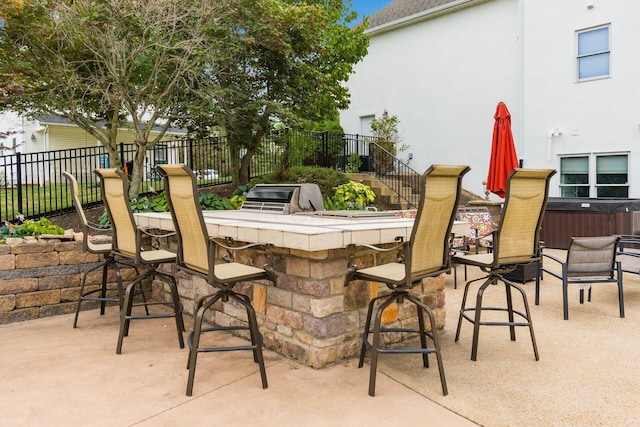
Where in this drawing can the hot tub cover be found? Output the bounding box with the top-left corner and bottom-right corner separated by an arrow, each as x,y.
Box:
545,198 -> 640,213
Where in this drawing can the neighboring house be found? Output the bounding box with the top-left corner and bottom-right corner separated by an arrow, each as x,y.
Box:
340,0 -> 640,199
19,114 -> 186,154
0,113 -> 186,184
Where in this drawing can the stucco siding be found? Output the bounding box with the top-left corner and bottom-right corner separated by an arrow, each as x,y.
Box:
341,0 -> 640,198
342,0 -> 520,197
522,0 -> 640,197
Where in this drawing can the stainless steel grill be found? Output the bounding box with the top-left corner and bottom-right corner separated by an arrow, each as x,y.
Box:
240,184 -> 324,214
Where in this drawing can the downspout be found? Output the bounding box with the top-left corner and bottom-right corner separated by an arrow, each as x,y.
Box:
44,124 -> 49,152
518,0 -> 525,164
547,129 -> 562,160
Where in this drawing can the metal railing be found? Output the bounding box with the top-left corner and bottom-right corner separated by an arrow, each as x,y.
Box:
1,130 -> 396,222
368,142 -> 421,208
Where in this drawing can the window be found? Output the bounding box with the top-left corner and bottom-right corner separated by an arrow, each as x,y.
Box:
577,26 -> 610,80
560,156 -> 589,197
360,115 -> 374,136
560,154 -> 628,198
596,154 -> 628,197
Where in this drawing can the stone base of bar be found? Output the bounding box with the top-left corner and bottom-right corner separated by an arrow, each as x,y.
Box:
162,240 -> 446,369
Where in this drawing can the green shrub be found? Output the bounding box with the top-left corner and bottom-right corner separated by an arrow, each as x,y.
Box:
199,192 -> 235,210
252,166 -> 350,199
329,181 -> 376,210
229,194 -> 246,209
345,153 -> 362,173
0,217 -> 65,240
130,194 -> 167,213
97,188 -> 240,226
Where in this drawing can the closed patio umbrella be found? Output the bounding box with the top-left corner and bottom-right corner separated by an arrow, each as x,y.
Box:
486,102 -> 519,198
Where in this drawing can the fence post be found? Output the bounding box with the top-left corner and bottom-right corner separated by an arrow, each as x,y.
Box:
320,131 -> 327,168
16,152 -> 23,218
119,142 -> 125,168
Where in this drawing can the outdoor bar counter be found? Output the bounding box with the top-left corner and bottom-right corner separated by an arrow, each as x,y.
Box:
135,210 -> 469,368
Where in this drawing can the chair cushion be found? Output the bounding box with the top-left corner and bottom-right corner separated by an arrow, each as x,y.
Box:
457,210 -> 494,247
355,263 -> 406,283
451,252 -> 495,267
214,262 -> 268,282
87,241 -> 112,254
140,249 -> 176,264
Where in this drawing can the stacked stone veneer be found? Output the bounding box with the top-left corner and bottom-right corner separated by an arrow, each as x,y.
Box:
0,236 -> 447,369
0,238 -> 135,325
171,240 -> 447,369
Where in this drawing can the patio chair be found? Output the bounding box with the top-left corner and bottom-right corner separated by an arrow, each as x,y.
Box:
345,164 -> 471,397
453,168 -> 555,361
455,207 -> 496,254
94,168 -> 185,354
157,164 -> 277,396
535,236 -> 623,320
63,171 -> 129,328
450,207 -> 497,288
616,234 -> 640,276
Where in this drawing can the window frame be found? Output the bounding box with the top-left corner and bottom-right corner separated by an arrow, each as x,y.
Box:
576,24 -> 611,82
559,153 -> 628,198
595,154 -> 628,198
559,155 -> 589,198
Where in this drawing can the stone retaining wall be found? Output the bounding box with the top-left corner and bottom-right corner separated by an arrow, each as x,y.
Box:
0,238 -> 135,325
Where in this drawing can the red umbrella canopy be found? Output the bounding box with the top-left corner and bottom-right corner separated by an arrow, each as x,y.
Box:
486,102 -> 519,198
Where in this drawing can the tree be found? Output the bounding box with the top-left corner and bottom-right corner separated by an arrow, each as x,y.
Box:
370,114 -> 409,174
370,114 -> 402,155
1,0 -> 369,191
184,0 -> 369,184
0,0 -> 217,197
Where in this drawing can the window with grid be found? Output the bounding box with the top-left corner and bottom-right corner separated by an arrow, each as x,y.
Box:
596,154 -> 628,197
560,156 -> 589,197
560,154 -> 629,198
577,25 -> 610,81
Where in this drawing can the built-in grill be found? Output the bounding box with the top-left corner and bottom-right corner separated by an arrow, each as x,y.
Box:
240,184 -> 325,214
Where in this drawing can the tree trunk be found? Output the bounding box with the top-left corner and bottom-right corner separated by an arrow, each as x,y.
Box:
106,149 -> 122,170
128,145 -> 147,199
239,151 -> 252,185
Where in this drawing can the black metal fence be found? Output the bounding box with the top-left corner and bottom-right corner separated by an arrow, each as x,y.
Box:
0,129 -> 419,223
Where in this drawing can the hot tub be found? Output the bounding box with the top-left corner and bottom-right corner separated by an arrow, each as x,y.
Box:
540,198 -> 640,249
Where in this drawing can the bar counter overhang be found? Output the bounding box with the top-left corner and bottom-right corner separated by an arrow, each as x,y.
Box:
135,210 -> 467,368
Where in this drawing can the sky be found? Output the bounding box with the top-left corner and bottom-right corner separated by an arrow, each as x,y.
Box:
350,0 -> 394,19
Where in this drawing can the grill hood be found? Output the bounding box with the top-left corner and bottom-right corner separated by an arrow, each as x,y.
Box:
240,184 -> 325,214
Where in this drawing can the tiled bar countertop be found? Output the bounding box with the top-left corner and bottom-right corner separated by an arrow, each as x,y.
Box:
135,210 -> 467,368
136,210 -> 469,251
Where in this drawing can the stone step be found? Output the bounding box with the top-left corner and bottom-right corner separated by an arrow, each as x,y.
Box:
346,173 -> 420,210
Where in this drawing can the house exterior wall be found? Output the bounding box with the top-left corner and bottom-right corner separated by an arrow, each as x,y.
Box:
28,123 -> 100,152
21,119 -> 178,154
340,0 -> 640,199
522,0 -> 640,197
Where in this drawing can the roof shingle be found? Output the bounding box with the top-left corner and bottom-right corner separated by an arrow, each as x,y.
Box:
367,0 -> 467,29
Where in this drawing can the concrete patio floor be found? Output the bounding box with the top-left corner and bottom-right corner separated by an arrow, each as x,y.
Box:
0,303 -> 475,426
3,248 -> 639,426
